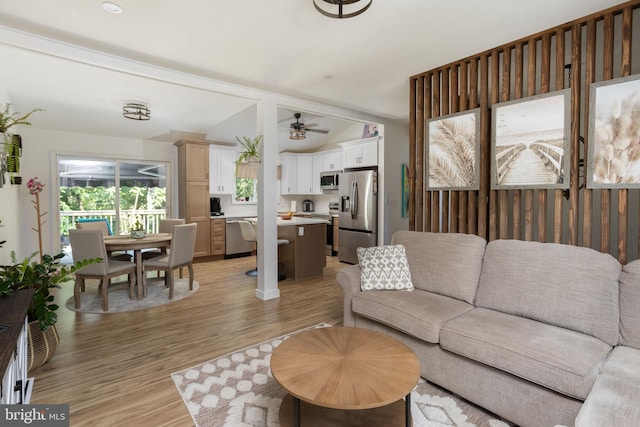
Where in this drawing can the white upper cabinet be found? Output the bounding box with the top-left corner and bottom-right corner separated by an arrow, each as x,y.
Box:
341,137 -> 378,169
321,149 -> 343,172
209,147 -> 236,195
280,153 -> 323,195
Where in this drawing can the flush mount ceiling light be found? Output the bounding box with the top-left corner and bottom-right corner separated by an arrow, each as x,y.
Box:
123,103 -> 150,121
102,1 -> 123,14
289,129 -> 306,140
313,0 -> 372,19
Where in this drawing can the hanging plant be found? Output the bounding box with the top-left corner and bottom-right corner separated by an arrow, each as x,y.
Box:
0,103 -> 43,136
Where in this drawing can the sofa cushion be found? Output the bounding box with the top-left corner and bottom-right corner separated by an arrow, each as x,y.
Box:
475,239 -> 621,346
391,231 -> 486,304
601,346 -> 640,381
352,289 -> 473,343
574,374 -> 640,427
357,244 -> 414,291
440,308 -> 611,399
619,260 -> 640,349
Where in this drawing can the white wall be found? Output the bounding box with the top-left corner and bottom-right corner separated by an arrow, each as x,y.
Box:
14,127 -> 177,259
381,119 -> 410,243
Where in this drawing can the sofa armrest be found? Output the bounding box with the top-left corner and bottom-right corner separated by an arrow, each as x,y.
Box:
336,264 -> 362,327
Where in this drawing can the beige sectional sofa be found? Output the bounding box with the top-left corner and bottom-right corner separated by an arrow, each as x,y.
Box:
337,231 -> 640,427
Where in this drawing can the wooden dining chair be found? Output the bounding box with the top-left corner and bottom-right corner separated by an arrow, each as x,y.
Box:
142,223 -> 197,299
76,218 -> 132,261
142,218 -> 185,261
69,229 -> 137,312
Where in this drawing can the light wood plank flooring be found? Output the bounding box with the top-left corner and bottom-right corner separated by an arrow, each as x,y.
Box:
30,255 -> 347,426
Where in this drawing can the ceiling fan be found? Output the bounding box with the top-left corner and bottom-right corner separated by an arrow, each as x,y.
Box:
289,113 -> 329,140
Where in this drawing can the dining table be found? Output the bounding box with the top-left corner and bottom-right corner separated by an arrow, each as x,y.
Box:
103,233 -> 172,299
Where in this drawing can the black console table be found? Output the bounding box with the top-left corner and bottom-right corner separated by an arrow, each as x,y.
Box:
0,289 -> 34,404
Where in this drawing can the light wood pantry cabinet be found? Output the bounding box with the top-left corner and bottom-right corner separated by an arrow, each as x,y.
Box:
210,218 -> 225,256
177,140 -> 211,257
209,147 -> 236,195
341,137 -> 378,168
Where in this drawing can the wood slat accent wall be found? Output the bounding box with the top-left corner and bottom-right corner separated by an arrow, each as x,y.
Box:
409,0 -> 640,263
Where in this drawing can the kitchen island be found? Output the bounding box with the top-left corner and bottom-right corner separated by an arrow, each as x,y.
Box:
246,217 -> 327,280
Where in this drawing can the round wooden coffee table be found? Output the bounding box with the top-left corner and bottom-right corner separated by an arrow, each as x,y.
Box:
271,326 -> 420,427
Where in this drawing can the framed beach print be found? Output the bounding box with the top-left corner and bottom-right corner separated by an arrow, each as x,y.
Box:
425,108 -> 480,191
587,74 -> 640,188
491,89 -> 570,189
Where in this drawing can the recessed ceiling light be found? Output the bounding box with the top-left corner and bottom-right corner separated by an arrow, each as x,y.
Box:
102,2 -> 123,14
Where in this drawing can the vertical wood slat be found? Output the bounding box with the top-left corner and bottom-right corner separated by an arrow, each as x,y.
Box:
554,29 -> 566,244
478,56 -> 488,239
583,23 -> 595,248
538,34 -> 552,243
601,14 -> 614,253
409,78 -> 418,231
618,7 -> 633,264
431,72 -> 441,232
492,51 -> 507,240
423,74 -> 432,232
512,43 -> 524,240
569,24 -> 582,246
441,69 -> 450,233
459,62 -> 469,233
524,38 -> 536,241
470,58 -> 480,236
450,65 -> 460,234
500,48 -> 511,240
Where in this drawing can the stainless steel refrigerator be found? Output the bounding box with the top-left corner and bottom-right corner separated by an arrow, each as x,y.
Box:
338,169 -> 377,264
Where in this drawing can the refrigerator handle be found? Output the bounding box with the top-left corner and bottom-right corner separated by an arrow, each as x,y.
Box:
351,180 -> 358,220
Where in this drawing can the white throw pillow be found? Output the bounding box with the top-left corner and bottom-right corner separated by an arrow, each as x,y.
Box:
357,244 -> 414,291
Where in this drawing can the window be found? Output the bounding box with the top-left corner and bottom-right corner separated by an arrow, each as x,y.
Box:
233,177 -> 257,204
57,156 -> 170,249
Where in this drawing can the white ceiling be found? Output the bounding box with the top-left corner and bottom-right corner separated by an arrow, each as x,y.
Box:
0,0 -> 626,150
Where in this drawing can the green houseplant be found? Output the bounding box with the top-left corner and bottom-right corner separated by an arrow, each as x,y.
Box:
235,135 -> 263,165
0,103 -> 43,184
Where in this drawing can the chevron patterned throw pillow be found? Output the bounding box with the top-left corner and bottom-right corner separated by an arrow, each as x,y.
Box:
357,244 -> 414,291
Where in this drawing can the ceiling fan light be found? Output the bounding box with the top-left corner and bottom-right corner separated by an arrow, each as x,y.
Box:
123,103 -> 150,121
313,0 -> 372,19
289,129 -> 306,140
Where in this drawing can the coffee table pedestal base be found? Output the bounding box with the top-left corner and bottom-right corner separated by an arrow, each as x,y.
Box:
279,394 -> 413,427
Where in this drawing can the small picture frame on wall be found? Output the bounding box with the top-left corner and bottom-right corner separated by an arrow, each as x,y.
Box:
491,89 -> 570,189
425,108 -> 480,191
587,74 -> 640,188
363,124 -> 379,138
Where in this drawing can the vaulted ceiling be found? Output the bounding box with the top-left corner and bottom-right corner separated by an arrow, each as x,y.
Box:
0,0 -> 626,150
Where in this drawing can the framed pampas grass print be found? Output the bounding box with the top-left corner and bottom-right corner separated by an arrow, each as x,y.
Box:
491,90 -> 570,190
588,74 -> 640,188
426,109 -> 480,190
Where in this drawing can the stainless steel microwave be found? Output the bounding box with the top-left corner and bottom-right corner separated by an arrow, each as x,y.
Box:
320,171 -> 340,191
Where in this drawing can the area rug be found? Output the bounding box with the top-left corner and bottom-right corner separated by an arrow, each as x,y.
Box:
64,278 -> 199,313
171,324 -> 511,427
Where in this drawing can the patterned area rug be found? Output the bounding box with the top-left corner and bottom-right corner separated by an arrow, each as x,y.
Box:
171,324 -> 511,427
64,277 -> 198,313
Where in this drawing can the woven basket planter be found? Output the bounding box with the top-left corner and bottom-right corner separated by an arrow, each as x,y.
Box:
27,321 -> 60,372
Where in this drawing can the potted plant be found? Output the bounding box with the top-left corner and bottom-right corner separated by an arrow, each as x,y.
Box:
0,104 -> 43,184
0,251 -> 100,370
235,135 -> 263,165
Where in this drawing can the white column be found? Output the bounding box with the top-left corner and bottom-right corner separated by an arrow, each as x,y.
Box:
255,98 -> 280,300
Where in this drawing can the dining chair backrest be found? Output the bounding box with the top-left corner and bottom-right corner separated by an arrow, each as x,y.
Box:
238,221 -> 257,244
168,223 -> 197,267
68,229 -> 108,275
76,218 -> 112,236
159,218 -> 185,234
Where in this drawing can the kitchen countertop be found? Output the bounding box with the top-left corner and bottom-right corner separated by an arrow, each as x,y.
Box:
245,217 -> 329,226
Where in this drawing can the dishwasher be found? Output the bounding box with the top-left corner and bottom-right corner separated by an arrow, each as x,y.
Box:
225,218 -> 254,257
